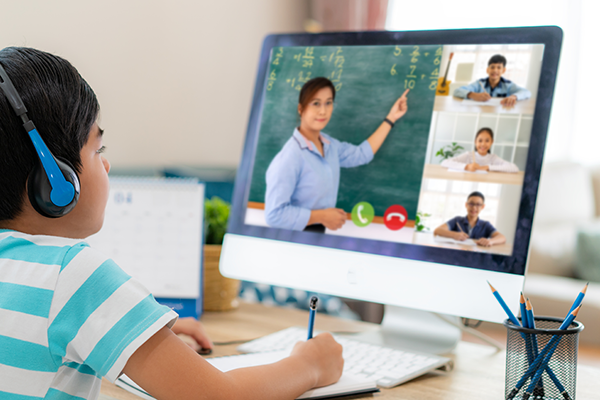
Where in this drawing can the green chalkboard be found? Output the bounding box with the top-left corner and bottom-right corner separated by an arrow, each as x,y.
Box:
248,44 -> 441,219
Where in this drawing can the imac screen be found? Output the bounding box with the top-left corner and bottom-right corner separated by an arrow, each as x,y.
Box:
228,28 -> 561,277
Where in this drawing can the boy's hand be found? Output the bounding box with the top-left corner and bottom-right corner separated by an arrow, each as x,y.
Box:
290,333 -> 344,388
171,317 -> 213,351
468,92 -> 491,102
476,238 -> 492,247
454,232 -> 469,241
501,95 -> 517,107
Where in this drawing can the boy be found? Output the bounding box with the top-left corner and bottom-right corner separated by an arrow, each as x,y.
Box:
0,47 -> 342,400
433,191 -> 506,247
453,54 -> 531,107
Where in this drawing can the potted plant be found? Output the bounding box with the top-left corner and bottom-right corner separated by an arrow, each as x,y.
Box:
203,196 -> 240,311
435,142 -> 464,160
415,211 -> 431,232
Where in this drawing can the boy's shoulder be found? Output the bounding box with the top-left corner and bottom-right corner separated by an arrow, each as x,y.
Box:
0,229 -> 90,264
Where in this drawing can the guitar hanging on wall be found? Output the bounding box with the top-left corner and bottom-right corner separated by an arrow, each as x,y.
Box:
436,52 -> 454,96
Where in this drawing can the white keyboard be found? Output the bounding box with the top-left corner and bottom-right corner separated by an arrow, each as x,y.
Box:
237,327 -> 453,388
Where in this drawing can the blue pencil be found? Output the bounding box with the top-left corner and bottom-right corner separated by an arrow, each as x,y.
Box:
525,298 -> 571,400
525,299 -> 546,399
519,293 -> 535,366
307,296 -> 318,340
487,281 -> 521,327
567,282 -> 588,315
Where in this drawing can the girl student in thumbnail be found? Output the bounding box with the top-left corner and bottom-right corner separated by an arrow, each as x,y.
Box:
264,77 -> 409,233
441,127 -> 519,173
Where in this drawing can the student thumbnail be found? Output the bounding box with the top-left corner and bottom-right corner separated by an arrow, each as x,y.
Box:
453,54 -> 531,107
433,191 -> 506,247
441,127 -> 518,173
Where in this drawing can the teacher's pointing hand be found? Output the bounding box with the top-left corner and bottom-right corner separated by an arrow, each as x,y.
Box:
386,89 -> 409,123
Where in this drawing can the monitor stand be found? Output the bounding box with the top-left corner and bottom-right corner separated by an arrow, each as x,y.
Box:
350,305 -> 462,355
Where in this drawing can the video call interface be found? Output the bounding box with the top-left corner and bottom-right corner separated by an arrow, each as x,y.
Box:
244,43 -> 545,257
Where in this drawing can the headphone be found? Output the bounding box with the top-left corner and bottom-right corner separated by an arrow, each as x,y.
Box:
0,62 -> 80,218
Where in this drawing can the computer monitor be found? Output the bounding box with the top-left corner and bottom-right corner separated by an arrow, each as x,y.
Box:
220,26 -> 562,351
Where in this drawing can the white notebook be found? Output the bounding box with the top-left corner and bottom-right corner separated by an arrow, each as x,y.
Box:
116,350 -> 378,400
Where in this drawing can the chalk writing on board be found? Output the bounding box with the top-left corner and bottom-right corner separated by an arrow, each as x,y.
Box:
272,47 -> 283,65
429,47 -> 443,90
267,70 -> 277,91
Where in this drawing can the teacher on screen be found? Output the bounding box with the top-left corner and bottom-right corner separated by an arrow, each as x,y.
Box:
265,77 -> 409,233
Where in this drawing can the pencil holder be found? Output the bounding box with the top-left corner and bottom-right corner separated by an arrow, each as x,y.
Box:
504,317 -> 584,400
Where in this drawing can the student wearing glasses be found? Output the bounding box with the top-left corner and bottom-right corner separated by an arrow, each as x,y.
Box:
265,77 -> 409,233
433,191 -> 506,247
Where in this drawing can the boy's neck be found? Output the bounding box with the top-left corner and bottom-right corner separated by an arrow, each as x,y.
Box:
0,205 -> 92,239
467,215 -> 478,227
488,76 -> 501,88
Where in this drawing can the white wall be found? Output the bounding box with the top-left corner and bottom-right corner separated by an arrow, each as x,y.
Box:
0,0 -> 308,168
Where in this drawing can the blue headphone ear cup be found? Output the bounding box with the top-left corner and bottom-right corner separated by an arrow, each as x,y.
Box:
27,156 -> 80,218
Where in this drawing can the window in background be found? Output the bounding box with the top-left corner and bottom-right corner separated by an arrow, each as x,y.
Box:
386,0 -> 600,166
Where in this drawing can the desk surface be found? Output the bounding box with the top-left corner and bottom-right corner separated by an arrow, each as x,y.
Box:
412,232 -> 514,256
423,164 -> 525,185
434,96 -> 536,115
101,302 -> 600,400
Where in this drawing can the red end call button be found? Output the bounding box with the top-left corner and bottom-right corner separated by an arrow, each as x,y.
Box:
384,205 -> 408,231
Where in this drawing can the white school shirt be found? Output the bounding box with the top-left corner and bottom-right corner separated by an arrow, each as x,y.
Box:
441,151 -> 519,173
0,229 -> 178,400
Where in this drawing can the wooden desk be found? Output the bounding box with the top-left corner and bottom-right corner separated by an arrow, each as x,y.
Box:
412,232 -> 514,256
433,96 -> 536,115
101,302 -> 600,400
423,164 -> 524,185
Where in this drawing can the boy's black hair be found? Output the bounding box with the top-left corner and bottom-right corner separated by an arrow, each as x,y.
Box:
467,191 -> 485,203
488,54 -> 507,67
0,47 -> 99,221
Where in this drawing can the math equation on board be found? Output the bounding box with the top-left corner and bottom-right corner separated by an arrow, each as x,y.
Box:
265,45 -> 442,95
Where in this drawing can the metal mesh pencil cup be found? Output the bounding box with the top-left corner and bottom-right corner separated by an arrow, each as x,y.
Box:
504,316 -> 584,400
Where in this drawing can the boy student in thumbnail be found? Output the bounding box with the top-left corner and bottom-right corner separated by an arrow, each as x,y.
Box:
265,77 -> 409,232
0,47 -> 342,400
453,54 -> 531,107
433,191 -> 506,247
441,127 -> 519,173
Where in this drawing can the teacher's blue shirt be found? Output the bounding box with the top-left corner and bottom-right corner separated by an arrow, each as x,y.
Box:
265,128 -> 374,230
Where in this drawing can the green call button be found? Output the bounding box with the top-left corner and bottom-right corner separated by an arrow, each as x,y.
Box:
351,202 -> 374,227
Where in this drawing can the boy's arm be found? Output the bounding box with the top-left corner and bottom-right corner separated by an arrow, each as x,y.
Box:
507,82 -> 531,100
123,326 -> 343,400
433,221 -> 468,241
453,81 -> 481,99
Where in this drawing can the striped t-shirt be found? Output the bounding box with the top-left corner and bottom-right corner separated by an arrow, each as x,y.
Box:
0,229 -> 178,400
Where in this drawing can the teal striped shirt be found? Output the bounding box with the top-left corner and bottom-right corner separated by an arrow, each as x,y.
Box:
0,230 -> 178,400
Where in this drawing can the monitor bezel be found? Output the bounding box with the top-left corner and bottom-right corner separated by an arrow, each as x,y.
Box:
228,26 -> 562,276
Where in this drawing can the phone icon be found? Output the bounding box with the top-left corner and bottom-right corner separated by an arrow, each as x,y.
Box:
384,205 -> 408,231
351,202 -> 374,227
357,205 -> 368,224
386,212 -> 406,223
